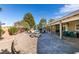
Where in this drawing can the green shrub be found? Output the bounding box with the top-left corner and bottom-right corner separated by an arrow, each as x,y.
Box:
0,27 -> 5,39
0,27 -> 4,35
8,26 -> 18,35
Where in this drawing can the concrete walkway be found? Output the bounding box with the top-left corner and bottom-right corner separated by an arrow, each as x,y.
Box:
37,32 -> 79,54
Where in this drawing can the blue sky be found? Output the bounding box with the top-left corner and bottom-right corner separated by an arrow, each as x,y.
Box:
0,4 -> 79,26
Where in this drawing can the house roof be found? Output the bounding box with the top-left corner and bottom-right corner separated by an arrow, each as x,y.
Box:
48,9 -> 79,25
59,9 -> 79,20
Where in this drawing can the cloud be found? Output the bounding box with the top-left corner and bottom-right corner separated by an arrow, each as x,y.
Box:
60,4 -> 79,13
54,15 -> 62,19
54,4 -> 79,19
0,17 -> 13,26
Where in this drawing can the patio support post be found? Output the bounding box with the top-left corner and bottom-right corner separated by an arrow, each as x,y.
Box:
59,21 -> 62,39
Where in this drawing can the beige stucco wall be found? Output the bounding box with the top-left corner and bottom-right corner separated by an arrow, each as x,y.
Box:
62,21 -> 76,31
68,21 -> 76,31
50,25 -> 56,32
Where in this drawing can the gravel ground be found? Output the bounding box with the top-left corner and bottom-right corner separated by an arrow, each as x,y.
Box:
37,32 -> 79,54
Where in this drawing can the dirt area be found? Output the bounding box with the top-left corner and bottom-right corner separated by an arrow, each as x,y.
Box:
0,27 -> 37,54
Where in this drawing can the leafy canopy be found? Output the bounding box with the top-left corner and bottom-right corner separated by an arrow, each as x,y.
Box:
38,18 -> 47,29
23,12 -> 35,29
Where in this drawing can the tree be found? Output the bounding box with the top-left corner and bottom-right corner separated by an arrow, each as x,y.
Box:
48,19 -> 54,23
23,12 -> 35,29
14,21 -> 21,26
20,20 -> 30,31
14,20 -> 30,31
38,18 -> 47,30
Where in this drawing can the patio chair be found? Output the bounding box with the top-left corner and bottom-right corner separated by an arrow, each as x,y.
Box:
69,31 -> 76,38
63,31 -> 69,37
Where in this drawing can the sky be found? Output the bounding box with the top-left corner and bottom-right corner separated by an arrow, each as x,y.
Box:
0,4 -> 79,26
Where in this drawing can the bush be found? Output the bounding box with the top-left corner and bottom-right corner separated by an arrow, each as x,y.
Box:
0,27 -> 4,35
8,26 -> 18,35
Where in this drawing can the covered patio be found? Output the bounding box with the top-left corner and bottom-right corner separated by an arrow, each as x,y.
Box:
48,10 -> 79,39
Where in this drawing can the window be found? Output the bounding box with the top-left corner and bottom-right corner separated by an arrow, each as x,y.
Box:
63,24 -> 68,31
76,24 -> 79,31
75,20 -> 79,31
